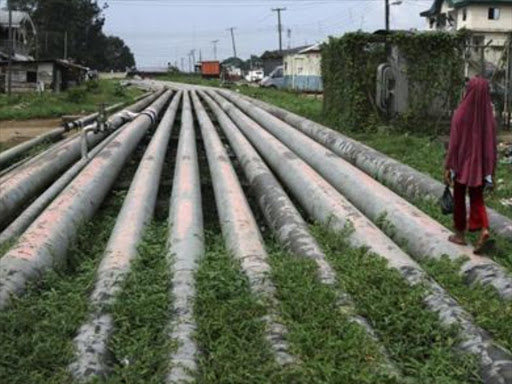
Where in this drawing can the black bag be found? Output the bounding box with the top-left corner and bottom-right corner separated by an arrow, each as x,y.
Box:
439,186 -> 454,215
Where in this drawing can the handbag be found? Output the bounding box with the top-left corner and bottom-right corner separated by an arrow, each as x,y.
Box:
439,185 -> 454,215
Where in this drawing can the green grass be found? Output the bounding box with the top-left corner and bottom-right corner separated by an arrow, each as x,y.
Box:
311,225 -> 481,383
0,79 -> 143,121
423,256 -> 512,352
268,241 -> 401,383
0,192 -> 123,384
194,232 -> 300,383
106,221 -> 172,384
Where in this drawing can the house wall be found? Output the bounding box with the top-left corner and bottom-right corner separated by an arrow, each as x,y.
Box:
283,52 -> 323,92
462,4 -> 512,33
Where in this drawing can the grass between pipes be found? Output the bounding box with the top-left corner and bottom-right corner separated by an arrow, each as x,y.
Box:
311,225 -> 481,383
0,191 -> 124,384
105,221 -> 172,384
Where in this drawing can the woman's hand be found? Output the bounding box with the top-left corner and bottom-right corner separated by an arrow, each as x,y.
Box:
444,169 -> 453,186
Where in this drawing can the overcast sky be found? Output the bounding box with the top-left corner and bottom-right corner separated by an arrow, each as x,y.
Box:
103,0 -> 433,69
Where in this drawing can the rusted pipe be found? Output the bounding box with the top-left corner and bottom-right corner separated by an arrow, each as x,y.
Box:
218,91 -> 512,300
190,91 -> 295,367
207,91 -> 512,383
0,93 -> 148,171
0,90 -> 172,311
233,92 -> 512,241
0,91 -> 162,230
69,90 -> 178,380
0,125 -> 127,246
166,91 -> 204,383
200,90 -> 400,377
0,127 -> 67,170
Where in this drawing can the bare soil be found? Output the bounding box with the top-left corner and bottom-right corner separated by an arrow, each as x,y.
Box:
0,118 -> 63,144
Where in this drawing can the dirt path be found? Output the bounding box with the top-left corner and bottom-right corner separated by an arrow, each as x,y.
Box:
0,118 -> 63,145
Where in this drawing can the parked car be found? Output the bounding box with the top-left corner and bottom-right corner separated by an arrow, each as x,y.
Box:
260,66 -> 284,89
245,69 -> 264,83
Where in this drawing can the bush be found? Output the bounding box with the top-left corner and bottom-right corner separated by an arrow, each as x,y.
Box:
322,31 -> 467,134
85,80 -> 101,93
66,87 -> 88,104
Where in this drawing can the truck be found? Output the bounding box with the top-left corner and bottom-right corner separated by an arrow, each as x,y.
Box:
201,61 -> 221,78
260,65 -> 284,89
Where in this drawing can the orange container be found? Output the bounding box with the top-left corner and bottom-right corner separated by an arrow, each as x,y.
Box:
201,61 -> 221,78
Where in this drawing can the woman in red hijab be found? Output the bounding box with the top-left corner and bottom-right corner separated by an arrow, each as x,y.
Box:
444,76 -> 497,254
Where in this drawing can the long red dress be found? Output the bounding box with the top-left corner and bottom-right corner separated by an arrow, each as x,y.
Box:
445,77 -> 497,232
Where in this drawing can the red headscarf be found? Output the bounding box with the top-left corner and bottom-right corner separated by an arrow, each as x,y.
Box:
445,77 -> 497,187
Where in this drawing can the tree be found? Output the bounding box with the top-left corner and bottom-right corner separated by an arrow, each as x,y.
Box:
10,0 -> 136,70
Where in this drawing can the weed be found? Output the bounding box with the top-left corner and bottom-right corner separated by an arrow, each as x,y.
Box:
0,193 -> 123,384
194,232 -> 299,383
268,241 -> 401,383
423,256 -> 512,352
106,221 -> 172,383
311,225 -> 480,383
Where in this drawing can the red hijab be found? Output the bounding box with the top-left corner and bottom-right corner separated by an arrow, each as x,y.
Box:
445,77 -> 497,187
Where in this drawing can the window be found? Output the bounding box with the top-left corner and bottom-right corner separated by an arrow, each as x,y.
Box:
488,7 -> 500,20
462,8 -> 467,21
26,71 -> 37,83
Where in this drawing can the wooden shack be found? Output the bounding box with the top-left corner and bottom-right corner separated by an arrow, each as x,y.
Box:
0,59 -> 88,93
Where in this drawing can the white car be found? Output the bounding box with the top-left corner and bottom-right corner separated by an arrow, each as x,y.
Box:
245,69 -> 264,83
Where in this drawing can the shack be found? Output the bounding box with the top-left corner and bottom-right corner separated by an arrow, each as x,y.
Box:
0,10 -> 37,61
283,44 -> 323,92
0,59 -> 88,93
260,45 -> 309,76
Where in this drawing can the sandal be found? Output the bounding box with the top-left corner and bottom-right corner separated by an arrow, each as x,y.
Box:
448,235 -> 467,246
474,235 -> 495,255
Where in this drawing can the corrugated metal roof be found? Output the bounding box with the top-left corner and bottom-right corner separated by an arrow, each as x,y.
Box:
0,10 -> 36,31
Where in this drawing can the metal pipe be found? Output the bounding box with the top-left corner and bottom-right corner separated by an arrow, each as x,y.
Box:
199,90 -> 400,377
0,127 -> 66,170
232,92 -> 512,241
0,124 -> 128,246
207,91 -> 512,383
218,91 -> 512,300
69,90 -> 179,380
0,93 -> 150,171
0,90 -> 172,311
0,132 -> 81,186
0,91 -> 162,231
166,91 -> 204,383
190,91 -> 295,367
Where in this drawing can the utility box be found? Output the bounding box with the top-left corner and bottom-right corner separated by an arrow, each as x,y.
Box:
201,61 -> 221,78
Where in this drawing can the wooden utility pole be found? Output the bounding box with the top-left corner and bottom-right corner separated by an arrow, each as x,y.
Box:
272,7 -> 286,52
385,0 -> 390,32
64,31 -> 68,59
7,0 -> 13,96
211,39 -> 219,60
227,27 -> 237,58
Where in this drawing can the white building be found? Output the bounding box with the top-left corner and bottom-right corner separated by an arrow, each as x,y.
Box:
420,0 -> 512,76
283,44 -> 323,92
0,10 -> 37,61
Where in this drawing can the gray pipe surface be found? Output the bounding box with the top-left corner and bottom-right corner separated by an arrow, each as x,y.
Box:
208,90 -> 512,383
167,91 -> 204,383
0,90 -> 172,311
69,90 -> 178,380
0,127 -> 66,170
191,90 -> 295,367
234,92 -> 512,241
0,91 -> 162,230
0,124 -> 127,246
201,90 -> 400,377
218,91 -> 512,300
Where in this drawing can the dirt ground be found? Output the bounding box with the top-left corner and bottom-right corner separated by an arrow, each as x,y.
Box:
0,118 -> 63,145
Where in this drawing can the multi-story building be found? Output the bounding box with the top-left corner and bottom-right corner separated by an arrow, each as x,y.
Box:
420,0 -> 512,76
